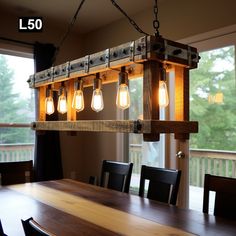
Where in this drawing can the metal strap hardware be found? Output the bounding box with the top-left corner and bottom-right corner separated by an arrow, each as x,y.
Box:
84,55 -> 90,73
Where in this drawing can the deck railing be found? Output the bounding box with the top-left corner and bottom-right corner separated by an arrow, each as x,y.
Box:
0,143 -> 34,162
129,144 -> 236,187
190,149 -> 236,187
1,143 -> 236,187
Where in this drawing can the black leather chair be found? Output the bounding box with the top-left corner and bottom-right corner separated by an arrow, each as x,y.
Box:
0,160 -> 33,185
90,160 -> 133,193
139,165 -> 181,205
203,174 -> 236,219
21,217 -> 56,236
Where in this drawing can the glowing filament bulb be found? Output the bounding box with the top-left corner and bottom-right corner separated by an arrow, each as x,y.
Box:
159,80 -> 169,108
116,66 -> 130,109
91,74 -> 104,112
45,86 -> 54,115
57,83 -> 67,114
116,84 -> 130,109
72,79 -> 84,112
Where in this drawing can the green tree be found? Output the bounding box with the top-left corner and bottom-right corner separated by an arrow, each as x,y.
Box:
0,55 -> 34,144
190,46 -> 236,150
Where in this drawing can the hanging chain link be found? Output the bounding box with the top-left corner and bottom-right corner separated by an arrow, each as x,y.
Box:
110,0 -> 149,36
153,0 -> 160,36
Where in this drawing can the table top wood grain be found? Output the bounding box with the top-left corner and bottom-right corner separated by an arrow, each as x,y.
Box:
0,179 -> 235,236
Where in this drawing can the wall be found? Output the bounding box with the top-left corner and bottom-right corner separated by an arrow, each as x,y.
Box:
81,0 -> 236,54
0,8 -> 83,63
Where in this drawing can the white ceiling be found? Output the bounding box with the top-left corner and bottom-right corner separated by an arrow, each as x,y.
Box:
0,0 -> 154,34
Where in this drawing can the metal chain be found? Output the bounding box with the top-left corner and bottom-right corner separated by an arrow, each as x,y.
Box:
110,0 -> 149,36
52,0 -> 86,65
153,0 -> 160,36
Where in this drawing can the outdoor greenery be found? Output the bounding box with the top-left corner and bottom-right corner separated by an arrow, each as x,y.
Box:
190,46 -> 236,151
0,55 -> 34,144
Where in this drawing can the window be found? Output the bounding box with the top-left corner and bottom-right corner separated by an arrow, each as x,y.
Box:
182,25 -> 236,212
0,52 -> 35,162
128,77 -> 165,193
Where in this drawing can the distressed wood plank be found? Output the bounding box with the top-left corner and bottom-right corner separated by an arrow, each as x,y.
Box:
31,120 -> 197,136
31,120 -> 139,133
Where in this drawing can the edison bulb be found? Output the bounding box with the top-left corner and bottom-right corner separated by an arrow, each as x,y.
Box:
116,84 -> 130,109
91,89 -> 104,112
45,96 -> 54,115
159,80 -> 169,108
57,94 -> 67,114
72,90 -> 84,112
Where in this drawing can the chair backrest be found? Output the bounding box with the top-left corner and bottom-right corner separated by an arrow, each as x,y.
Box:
203,174 -> 236,219
21,217 -> 56,236
0,220 -> 7,236
100,160 -> 133,193
0,160 -> 33,185
139,165 -> 181,205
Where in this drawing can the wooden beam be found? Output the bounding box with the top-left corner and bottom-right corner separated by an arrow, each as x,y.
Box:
174,66 -> 190,139
31,120 -> 198,137
39,86 -> 46,121
150,120 -> 198,134
67,79 -> 76,121
31,120 -> 142,133
143,61 -> 160,141
29,36 -> 199,89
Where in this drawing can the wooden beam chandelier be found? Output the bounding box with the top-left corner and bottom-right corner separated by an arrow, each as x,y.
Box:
28,1 -> 200,141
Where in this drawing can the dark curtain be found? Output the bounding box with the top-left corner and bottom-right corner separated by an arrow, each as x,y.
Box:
33,42 -> 63,181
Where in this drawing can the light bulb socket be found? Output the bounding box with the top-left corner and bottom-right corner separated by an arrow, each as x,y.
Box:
93,74 -> 102,90
160,64 -> 167,82
74,79 -> 83,91
119,67 -> 128,85
58,83 -> 66,96
46,85 -> 53,97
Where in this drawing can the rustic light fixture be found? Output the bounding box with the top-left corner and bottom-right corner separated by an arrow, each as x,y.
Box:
91,73 -> 104,112
116,66 -> 130,110
45,85 -> 54,115
72,78 -> 84,112
57,82 -> 67,114
28,0 -> 200,141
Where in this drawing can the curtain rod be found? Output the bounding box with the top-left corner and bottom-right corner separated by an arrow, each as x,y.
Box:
0,37 -> 34,46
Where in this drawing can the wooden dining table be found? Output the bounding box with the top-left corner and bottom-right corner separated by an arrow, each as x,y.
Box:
0,179 -> 235,236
